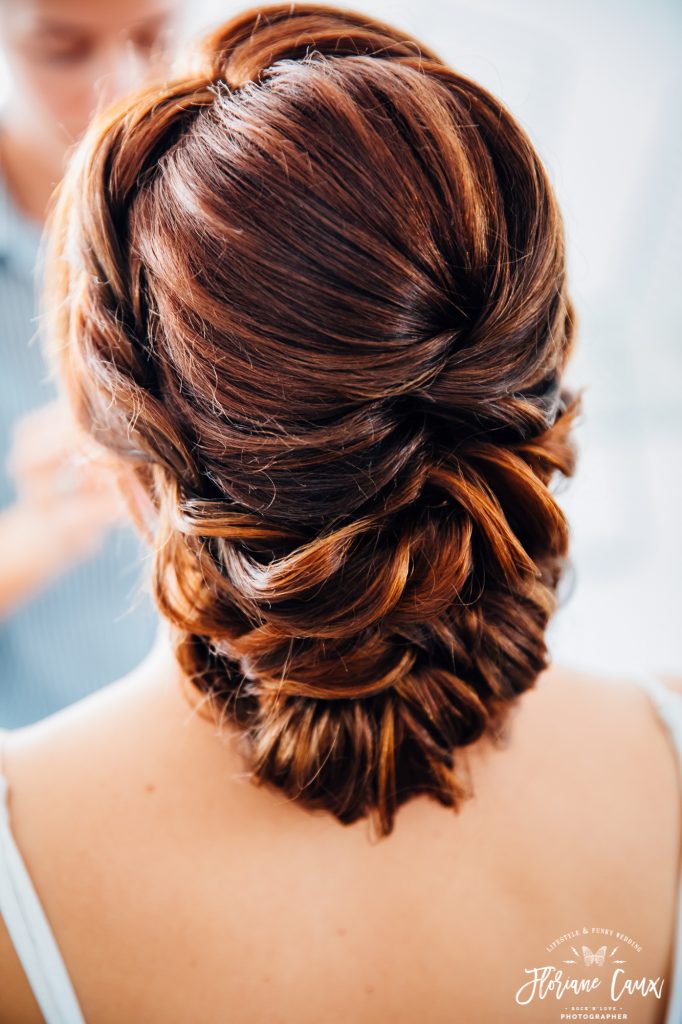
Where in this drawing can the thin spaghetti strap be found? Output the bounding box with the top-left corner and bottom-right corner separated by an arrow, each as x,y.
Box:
629,670 -> 682,769
0,725 -> 87,1023
629,669 -> 682,1024
630,667 -> 673,698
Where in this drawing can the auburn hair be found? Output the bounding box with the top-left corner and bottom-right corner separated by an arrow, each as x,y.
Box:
45,1 -> 581,837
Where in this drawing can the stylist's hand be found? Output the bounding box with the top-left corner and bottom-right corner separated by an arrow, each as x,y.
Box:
0,400 -> 126,616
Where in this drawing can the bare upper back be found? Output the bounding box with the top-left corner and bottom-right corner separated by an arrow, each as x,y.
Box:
1,657 -> 680,1024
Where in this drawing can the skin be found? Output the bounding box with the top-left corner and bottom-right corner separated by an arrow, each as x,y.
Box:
0,0 -> 180,218
0,637 -> 679,1022
0,403 -> 126,616
0,0 -> 181,616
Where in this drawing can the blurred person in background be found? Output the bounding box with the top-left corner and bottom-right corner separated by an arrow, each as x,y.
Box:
0,0 -> 183,727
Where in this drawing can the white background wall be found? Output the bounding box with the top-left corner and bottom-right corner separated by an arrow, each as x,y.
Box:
187,0 -> 681,676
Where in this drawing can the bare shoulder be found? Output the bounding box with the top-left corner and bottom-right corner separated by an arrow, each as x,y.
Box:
0,665 -> 228,1024
523,662 -> 682,788
0,647 -> 207,811
502,660 -> 682,875
518,664 -> 681,984
523,661 -> 682,886
525,660 -> 682,734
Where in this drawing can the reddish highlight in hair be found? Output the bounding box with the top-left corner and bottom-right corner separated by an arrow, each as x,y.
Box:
45,2 -> 581,837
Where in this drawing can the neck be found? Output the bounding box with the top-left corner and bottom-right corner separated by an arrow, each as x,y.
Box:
136,618 -> 218,726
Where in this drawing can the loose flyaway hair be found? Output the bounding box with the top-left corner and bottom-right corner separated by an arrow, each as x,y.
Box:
45,2 -> 581,837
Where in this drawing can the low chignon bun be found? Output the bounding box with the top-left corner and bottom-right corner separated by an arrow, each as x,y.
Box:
46,2 -> 581,837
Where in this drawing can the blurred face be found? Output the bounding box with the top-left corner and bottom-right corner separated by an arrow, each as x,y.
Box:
0,0 -> 180,159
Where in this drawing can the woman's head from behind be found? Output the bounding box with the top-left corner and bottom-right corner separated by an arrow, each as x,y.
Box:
47,2 -> 580,837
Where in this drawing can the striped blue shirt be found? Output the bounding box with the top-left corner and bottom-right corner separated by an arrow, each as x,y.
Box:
0,171 -> 159,728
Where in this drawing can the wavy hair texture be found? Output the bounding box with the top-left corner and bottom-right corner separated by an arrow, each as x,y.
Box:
45,2 -> 581,837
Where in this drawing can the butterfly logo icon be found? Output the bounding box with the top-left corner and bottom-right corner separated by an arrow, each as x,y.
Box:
563,943 -> 626,966
582,945 -> 607,966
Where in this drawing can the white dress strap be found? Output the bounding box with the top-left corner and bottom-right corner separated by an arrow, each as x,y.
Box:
0,727 -> 86,1023
630,670 -> 682,764
628,670 -> 682,1024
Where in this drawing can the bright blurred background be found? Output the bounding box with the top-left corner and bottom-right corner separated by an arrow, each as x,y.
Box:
1,0 -> 679,679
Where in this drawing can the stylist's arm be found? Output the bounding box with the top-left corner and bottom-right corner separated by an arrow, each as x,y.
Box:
0,399 -> 125,617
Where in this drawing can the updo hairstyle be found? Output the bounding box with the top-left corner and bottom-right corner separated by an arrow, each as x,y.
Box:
46,2 -> 580,837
